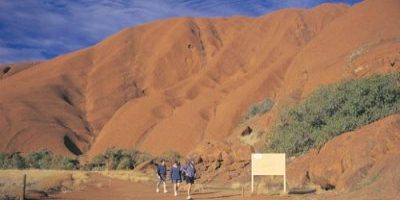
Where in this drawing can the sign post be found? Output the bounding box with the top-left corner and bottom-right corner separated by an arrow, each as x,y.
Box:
251,153 -> 286,193
20,174 -> 26,200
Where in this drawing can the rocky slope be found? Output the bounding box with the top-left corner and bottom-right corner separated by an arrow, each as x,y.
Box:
0,0 -> 398,180
287,114 -> 400,199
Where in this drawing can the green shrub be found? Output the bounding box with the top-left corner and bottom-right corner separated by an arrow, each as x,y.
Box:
104,148 -> 123,170
0,148 -> 150,171
10,153 -> 27,169
84,148 -> 152,171
51,155 -> 79,170
0,152 -> 8,169
23,150 -> 79,170
122,149 -> 153,166
83,154 -> 107,170
266,73 -> 400,156
243,98 -> 274,121
135,153 -> 153,164
117,157 -> 134,170
26,150 -> 53,169
0,153 -> 27,169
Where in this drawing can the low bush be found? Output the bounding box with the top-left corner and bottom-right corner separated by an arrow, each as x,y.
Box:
242,98 -> 274,121
0,152 -> 8,169
0,148 -> 153,171
0,150 -> 78,170
51,155 -> 80,170
9,153 -> 27,169
266,73 -> 400,156
26,151 -> 53,169
84,148 -> 152,171
82,154 -> 107,171
0,153 -> 27,169
26,150 -> 79,170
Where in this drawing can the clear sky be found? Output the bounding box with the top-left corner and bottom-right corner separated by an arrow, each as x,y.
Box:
0,0 -> 361,64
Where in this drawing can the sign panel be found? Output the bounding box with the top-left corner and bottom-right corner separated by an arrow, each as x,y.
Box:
251,153 -> 285,176
251,153 -> 286,193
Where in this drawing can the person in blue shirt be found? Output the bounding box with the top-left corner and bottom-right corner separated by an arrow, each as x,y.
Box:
170,160 -> 182,196
183,160 -> 196,200
156,160 -> 167,193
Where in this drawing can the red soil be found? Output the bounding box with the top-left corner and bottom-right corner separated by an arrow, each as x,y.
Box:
53,173 -> 291,200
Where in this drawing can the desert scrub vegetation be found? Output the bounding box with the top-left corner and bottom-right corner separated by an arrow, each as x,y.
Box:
83,148 -> 152,170
242,98 -> 274,121
26,151 -> 79,170
0,170 -> 88,199
266,73 -> 400,156
100,170 -> 152,183
0,153 -> 26,169
0,148 -> 153,171
158,150 -> 181,162
0,151 -> 79,170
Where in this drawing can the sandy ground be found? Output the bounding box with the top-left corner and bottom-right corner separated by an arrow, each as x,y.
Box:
53,173 -> 294,200
0,170 -> 89,198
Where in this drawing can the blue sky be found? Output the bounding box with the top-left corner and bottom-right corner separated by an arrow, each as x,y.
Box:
0,0 -> 361,64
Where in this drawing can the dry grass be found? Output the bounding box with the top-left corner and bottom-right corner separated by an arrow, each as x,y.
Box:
99,170 -> 152,183
0,170 -> 89,198
240,129 -> 263,146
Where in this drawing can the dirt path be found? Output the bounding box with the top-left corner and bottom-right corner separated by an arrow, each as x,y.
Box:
52,173 -> 294,200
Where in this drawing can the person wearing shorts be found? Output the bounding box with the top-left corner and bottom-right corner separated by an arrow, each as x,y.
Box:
170,160 -> 182,196
183,160 -> 196,200
156,160 -> 168,193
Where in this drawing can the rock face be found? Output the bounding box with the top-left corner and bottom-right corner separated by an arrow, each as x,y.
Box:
0,62 -> 40,79
287,114 -> 400,199
188,141 -> 254,183
0,0 -> 399,160
241,126 -> 253,137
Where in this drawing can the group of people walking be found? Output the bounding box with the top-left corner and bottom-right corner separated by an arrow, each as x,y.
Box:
156,159 -> 196,200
